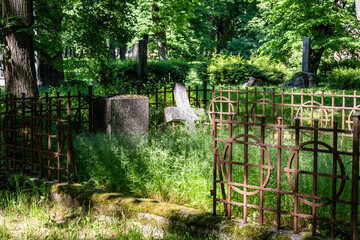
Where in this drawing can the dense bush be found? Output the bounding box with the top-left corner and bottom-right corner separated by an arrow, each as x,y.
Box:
207,54 -> 289,86
99,59 -> 190,88
325,67 -> 360,90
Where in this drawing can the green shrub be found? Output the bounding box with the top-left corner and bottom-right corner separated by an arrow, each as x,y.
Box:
99,59 -> 190,88
194,61 -> 210,83
207,54 -> 289,86
326,67 -> 360,89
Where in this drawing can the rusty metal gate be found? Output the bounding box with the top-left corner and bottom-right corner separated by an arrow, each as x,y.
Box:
0,96 -> 77,183
212,113 -> 360,239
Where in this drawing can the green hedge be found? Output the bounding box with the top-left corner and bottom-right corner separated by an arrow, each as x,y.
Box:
326,67 -> 360,89
99,59 -> 190,87
207,54 -> 289,86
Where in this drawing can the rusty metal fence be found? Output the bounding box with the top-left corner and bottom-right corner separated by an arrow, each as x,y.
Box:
0,95 -> 77,183
212,113 -> 360,239
138,85 -> 360,133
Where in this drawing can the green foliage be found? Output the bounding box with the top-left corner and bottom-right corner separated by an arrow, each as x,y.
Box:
325,68 -> 360,90
207,54 -> 289,86
260,0 -> 360,70
99,59 -> 191,87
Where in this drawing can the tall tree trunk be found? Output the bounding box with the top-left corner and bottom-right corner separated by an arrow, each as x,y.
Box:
309,47 -> 325,73
3,0 -> 38,97
109,39 -> 116,61
119,45 -> 126,60
152,1 -> 168,60
36,3 -> 65,86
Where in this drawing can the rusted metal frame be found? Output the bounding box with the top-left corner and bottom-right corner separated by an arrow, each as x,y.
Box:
236,87 -> 240,118
331,90 -> 335,129
212,113 -> 217,216
215,199 -> 351,224
300,90 -> 304,126
262,88 -> 266,118
214,180 -> 343,202
351,113 -> 359,240
331,121 -> 338,239
11,95 -> 16,172
245,87 -> 249,116
254,87 -> 257,123
320,90 -> 325,128
342,90 -> 346,131
228,86 -> 232,121
310,90 -> 314,127
243,115 -> 249,223
21,94 -> 26,174
294,118 -> 300,233
56,99 -> 62,182
291,89 -> 294,126
38,98 -> 43,178
259,116 -> 265,225
46,96 -> 53,181
220,86 -> 223,122
311,120 -> 319,236
227,116 -> 233,219
276,117 -> 282,230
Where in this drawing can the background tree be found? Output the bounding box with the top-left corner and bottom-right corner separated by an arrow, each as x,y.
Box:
260,0 -> 360,73
2,0 -> 38,97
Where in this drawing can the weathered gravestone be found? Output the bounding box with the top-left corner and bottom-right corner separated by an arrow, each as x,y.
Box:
93,94 -> 149,136
290,37 -> 319,88
164,83 -> 205,132
242,77 -> 264,88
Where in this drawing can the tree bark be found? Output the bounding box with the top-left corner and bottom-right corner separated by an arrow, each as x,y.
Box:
3,0 -> 38,97
152,1 -> 168,60
36,3 -> 65,87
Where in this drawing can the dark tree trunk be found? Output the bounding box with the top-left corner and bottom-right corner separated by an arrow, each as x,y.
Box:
152,2 -> 168,60
119,45 -> 126,60
109,40 -> 116,61
309,47 -> 325,73
36,3 -> 65,86
3,0 -> 38,97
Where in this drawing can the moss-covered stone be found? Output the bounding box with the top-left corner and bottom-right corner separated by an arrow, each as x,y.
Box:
235,224 -> 271,240
273,234 -> 292,240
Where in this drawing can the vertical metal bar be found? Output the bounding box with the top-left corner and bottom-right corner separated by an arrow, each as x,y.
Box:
38,98 -> 43,178
30,98 -> 34,176
245,87 -> 249,116
331,90 -> 335,129
4,95 -> 8,171
228,86 -> 231,120
331,121 -> 338,239
220,86 -> 223,122
195,86 -> 199,107
227,116 -> 233,219
277,117 -> 283,230
11,95 -> 16,171
320,90 -> 324,128
294,118 -> 300,233
300,89 -> 304,126
272,88 -> 276,124
254,87 -> 257,122
67,100 -> 72,184
312,120 -> 319,236
57,99 -> 61,182
164,87 -> 167,127
21,93 -> 26,174
310,89 -> 314,127
212,113 -> 217,216
260,116 -> 265,225
236,87 -> 240,118
291,89 -> 294,126
88,85 -> 93,132
351,113 -> 360,240
243,115 -> 249,224
281,89 -> 285,122
342,90 -> 346,131
47,98 -> 52,181
262,88 -> 266,117
188,86 -> 191,103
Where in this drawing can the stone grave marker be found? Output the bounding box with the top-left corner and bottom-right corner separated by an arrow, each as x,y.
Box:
93,94 -> 149,136
164,83 -> 205,132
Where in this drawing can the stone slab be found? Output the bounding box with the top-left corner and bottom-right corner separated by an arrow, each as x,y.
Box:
93,94 -> 149,136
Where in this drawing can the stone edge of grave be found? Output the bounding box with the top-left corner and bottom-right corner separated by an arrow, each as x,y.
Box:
50,183 -> 311,240
0,171 -> 315,240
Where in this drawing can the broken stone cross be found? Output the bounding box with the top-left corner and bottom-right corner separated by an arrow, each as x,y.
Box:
164,83 -> 205,132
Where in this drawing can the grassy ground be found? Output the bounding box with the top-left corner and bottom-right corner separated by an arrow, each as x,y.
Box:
0,187 -> 211,240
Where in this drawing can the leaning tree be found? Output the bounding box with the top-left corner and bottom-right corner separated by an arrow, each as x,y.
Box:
3,0 -> 38,97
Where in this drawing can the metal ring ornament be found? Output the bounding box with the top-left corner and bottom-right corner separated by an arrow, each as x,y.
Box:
285,141 -> 347,208
295,101 -> 329,128
249,98 -> 280,122
221,134 -> 274,196
208,96 -> 235,123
